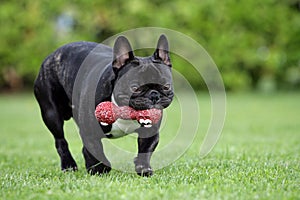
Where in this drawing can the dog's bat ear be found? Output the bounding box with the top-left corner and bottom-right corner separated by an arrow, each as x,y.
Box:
153,34 -> 171,67
112,36 -> 135,69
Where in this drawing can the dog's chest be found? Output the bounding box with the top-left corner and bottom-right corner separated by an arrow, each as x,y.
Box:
104,96 -> 140,138
105,119 -> 140,138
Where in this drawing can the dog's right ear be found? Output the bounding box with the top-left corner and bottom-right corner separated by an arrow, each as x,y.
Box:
112,36 -> 135,70
153,34 -> 171,67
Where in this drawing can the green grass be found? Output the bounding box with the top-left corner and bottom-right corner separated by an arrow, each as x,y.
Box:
0,92 -> 299,200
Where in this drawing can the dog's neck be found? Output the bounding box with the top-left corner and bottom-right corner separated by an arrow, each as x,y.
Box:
107,94 -> 140,138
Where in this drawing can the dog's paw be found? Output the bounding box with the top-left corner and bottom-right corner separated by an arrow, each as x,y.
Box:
135,164 -> 153,177
87,163 -> 111,176
134,157 -> 153,177
61,158 -> 78,172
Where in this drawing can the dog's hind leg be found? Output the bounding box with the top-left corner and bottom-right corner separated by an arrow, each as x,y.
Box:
34,83 -> 77,171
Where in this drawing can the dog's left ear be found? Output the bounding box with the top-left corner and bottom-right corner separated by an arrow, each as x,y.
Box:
153,34 -> 171,67
112,36 -> 135,70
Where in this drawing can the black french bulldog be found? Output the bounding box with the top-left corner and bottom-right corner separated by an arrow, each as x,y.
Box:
34,34 -> 174,176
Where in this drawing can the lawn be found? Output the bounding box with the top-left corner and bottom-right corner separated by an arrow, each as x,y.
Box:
0,92 -> 299,200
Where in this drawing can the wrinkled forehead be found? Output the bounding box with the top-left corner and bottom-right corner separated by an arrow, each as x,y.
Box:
118,60 -> 172,86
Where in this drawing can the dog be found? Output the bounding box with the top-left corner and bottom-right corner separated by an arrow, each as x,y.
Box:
34,34 -> 174,176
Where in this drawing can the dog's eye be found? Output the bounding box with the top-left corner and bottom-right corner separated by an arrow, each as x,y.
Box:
130,85 -> 141,93
163,84 -> 171,91
152,59 -> 162,64
130,59 -> 140,65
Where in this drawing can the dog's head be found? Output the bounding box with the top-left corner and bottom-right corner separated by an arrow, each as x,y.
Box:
111,35 -> 174,111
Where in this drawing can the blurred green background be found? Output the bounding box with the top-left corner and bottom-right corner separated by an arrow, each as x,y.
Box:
0,0 -> 300,92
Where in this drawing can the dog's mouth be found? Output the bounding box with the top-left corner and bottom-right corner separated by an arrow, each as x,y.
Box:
132,104 -> 163,111
138,118 -> 153,128
129,98 -> 165,110
110,95 -> 162,128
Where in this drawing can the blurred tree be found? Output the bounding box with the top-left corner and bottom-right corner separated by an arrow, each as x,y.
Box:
0,0 -> 299,91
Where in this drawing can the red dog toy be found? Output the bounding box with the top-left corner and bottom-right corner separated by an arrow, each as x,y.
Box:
95,101 -> 162,128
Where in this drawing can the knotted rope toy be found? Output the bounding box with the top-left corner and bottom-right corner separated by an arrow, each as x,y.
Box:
95,101 -> 162,128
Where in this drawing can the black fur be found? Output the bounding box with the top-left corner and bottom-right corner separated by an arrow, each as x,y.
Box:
34,35 -> 173,176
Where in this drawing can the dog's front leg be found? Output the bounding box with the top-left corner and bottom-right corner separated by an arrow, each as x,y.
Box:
134,127 -> 159,177
82,145 -> 111,176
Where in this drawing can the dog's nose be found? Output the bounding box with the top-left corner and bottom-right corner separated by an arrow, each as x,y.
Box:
150,90 -> 160,104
